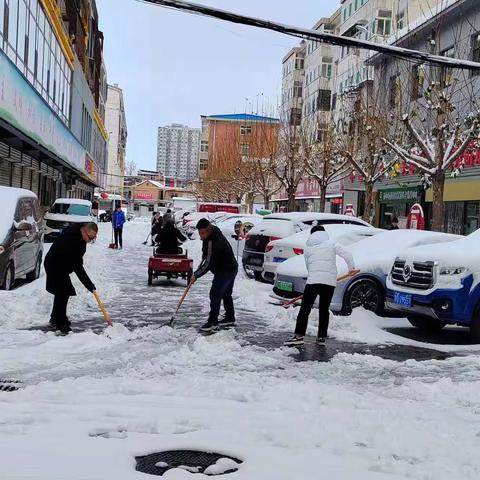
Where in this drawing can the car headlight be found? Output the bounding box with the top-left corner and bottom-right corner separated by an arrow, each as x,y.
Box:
0,246 -> 4,255
440,267 -> 467,276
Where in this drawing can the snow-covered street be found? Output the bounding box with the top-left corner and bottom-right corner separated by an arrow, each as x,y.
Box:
2,221 -> 480,480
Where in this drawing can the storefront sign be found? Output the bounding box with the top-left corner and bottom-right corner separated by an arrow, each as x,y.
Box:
274,177 -> 343,200
0,49 -> 86,173
135,192 -> 154,200
379,188 -> 418,203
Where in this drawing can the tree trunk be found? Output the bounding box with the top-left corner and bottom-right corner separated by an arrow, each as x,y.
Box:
245,193 -> 254,214
319,185 -> 327,213
431,172 -> 446,232
287,188 -> 296,212
264,195 -> 270,210
363,183 -> 374,223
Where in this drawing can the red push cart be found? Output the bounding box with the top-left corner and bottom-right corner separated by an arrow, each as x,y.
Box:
148,250 -> 193,286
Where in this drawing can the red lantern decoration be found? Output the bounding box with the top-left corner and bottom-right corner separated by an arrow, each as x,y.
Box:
100,192 -> 108,200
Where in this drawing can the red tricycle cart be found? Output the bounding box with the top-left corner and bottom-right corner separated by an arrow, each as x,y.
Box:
148,250 -> 193,286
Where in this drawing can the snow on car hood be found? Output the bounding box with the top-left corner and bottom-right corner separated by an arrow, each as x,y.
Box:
277,229 -> 461,279
399,230 -> 476,265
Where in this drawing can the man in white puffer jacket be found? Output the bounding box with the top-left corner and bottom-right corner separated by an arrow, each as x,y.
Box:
284,225 -> 356,347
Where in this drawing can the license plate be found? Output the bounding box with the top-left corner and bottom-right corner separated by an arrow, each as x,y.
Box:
273,257 -> 286,263
394,292 -> 412,307
249,257 -> 262,265
277,281 -> 293,292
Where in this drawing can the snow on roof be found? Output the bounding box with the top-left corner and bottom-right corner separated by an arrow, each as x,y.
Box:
54,198 -> 92,206
0,186 -> 37,242
206,113 -> 280,123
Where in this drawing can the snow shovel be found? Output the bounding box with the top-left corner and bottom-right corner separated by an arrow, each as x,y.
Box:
169,278 -> 195,326
93,290 -> 113,327
142,233 -> 151,245
108,226 -> 116,249
281,270 -> 361,309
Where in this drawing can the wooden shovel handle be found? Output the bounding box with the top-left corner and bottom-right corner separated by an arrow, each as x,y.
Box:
93,290 -> 112,326
282,270 -> 360,308
175,279 -> 195,314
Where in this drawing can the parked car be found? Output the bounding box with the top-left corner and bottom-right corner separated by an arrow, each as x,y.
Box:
215,214 -> 262,256
273,229 -> 461,316
44,198 -> 95,241
262,224 -> 382,283
0,186 -> 44,290
385,228 -> 480,339
242,212 -> 370,281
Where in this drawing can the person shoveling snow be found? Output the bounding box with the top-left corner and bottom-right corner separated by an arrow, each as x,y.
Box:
44,222 -> 106,335
283,225 -> 356,347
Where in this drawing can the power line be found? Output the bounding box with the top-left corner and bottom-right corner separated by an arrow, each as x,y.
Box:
136,0 -> 480,71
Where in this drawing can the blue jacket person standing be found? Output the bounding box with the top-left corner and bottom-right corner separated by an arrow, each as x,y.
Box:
191,218 -> 238,332
112,205 -> 126,249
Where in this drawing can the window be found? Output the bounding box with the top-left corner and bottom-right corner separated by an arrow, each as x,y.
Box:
200,140 -> 208,152
354,0 -> 359,10
240,143 -> 250,156
348,3 -> 352,17
289,108 -> 302,126
411,64 -> 425,100
441,46 -> 455,87
376,18 -> 392,36
240,125 -> 252,135
317,89 -> 331,111
295,57 -> 304,70
293,80 -> 302,98
472,33 -> 480,76
389,74 -> 400,108
321,57 -> 333,78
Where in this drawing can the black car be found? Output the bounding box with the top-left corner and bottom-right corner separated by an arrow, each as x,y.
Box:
0,187 -> 44,290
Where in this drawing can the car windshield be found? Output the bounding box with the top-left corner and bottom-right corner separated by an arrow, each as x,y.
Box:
50,203 -> 90,216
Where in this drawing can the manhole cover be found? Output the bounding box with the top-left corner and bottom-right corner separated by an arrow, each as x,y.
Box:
135,450 -> 242,476
0,379 -> 24,392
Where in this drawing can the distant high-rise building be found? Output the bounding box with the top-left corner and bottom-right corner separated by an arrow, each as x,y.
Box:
156,124 -> 200,184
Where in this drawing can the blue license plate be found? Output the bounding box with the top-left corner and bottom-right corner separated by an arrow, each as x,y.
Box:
394,292 -> 412,308
273,257 -> 286,263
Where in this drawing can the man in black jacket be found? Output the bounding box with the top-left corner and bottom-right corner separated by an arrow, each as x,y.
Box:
44,222 -> 98,334
192,218 -> 238,332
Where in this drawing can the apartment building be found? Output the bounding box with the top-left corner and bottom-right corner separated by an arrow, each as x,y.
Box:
157,124 -> 200,185
0,0 -> 108,208
281,44 -> 305,126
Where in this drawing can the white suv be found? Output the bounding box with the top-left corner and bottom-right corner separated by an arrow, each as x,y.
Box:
44,198 -> 95,241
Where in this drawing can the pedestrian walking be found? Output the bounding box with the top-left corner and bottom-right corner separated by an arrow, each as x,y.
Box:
44,223 -> 98,334
112,205 -> 126,249
389,216 -> 400,230
283,226 -> 356,347
191,218 -> 238,332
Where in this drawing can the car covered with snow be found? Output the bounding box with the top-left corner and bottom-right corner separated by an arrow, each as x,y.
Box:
242,212 -> 370,281
0,186 -> 44,290
44,198 -> 95,241
273,229 -> 461,316
262,224 -> 382,283
214,213 -> 262,256
385,229 -> 480,339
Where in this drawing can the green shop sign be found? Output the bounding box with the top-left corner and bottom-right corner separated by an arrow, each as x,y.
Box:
379,188 -> 418,203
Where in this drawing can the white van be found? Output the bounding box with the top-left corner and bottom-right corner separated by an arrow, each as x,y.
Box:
44,198 -> 94,241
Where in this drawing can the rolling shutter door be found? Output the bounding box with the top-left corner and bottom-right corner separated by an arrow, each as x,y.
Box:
0,158 -> 11,186
31,171 -> 39,195
11,164 -> 22,187
22,167 -> 32,190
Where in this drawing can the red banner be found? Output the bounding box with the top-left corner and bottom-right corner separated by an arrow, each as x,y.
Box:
134,192 -> 154,200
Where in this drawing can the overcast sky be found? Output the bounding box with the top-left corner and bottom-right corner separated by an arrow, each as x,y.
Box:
97,0 -> 338,170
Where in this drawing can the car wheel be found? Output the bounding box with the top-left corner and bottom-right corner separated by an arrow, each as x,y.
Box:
1,263 -> 14,291
26,254 -> 42,282
407,315 -> 447,332
344,279 -> 384,315
253,271 -> 264,282
470,304 -> 480,343
242,263 -> 254,279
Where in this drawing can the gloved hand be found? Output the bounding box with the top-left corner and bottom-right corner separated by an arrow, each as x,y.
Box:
88,283 -> 96,293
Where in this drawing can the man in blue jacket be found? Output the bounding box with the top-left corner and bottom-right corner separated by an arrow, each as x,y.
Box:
112,205 -> 126,249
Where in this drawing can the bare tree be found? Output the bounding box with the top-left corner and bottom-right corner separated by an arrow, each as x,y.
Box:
305,125 -> 350,212
125,159 -> 138,176
375,9 -> 480,232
